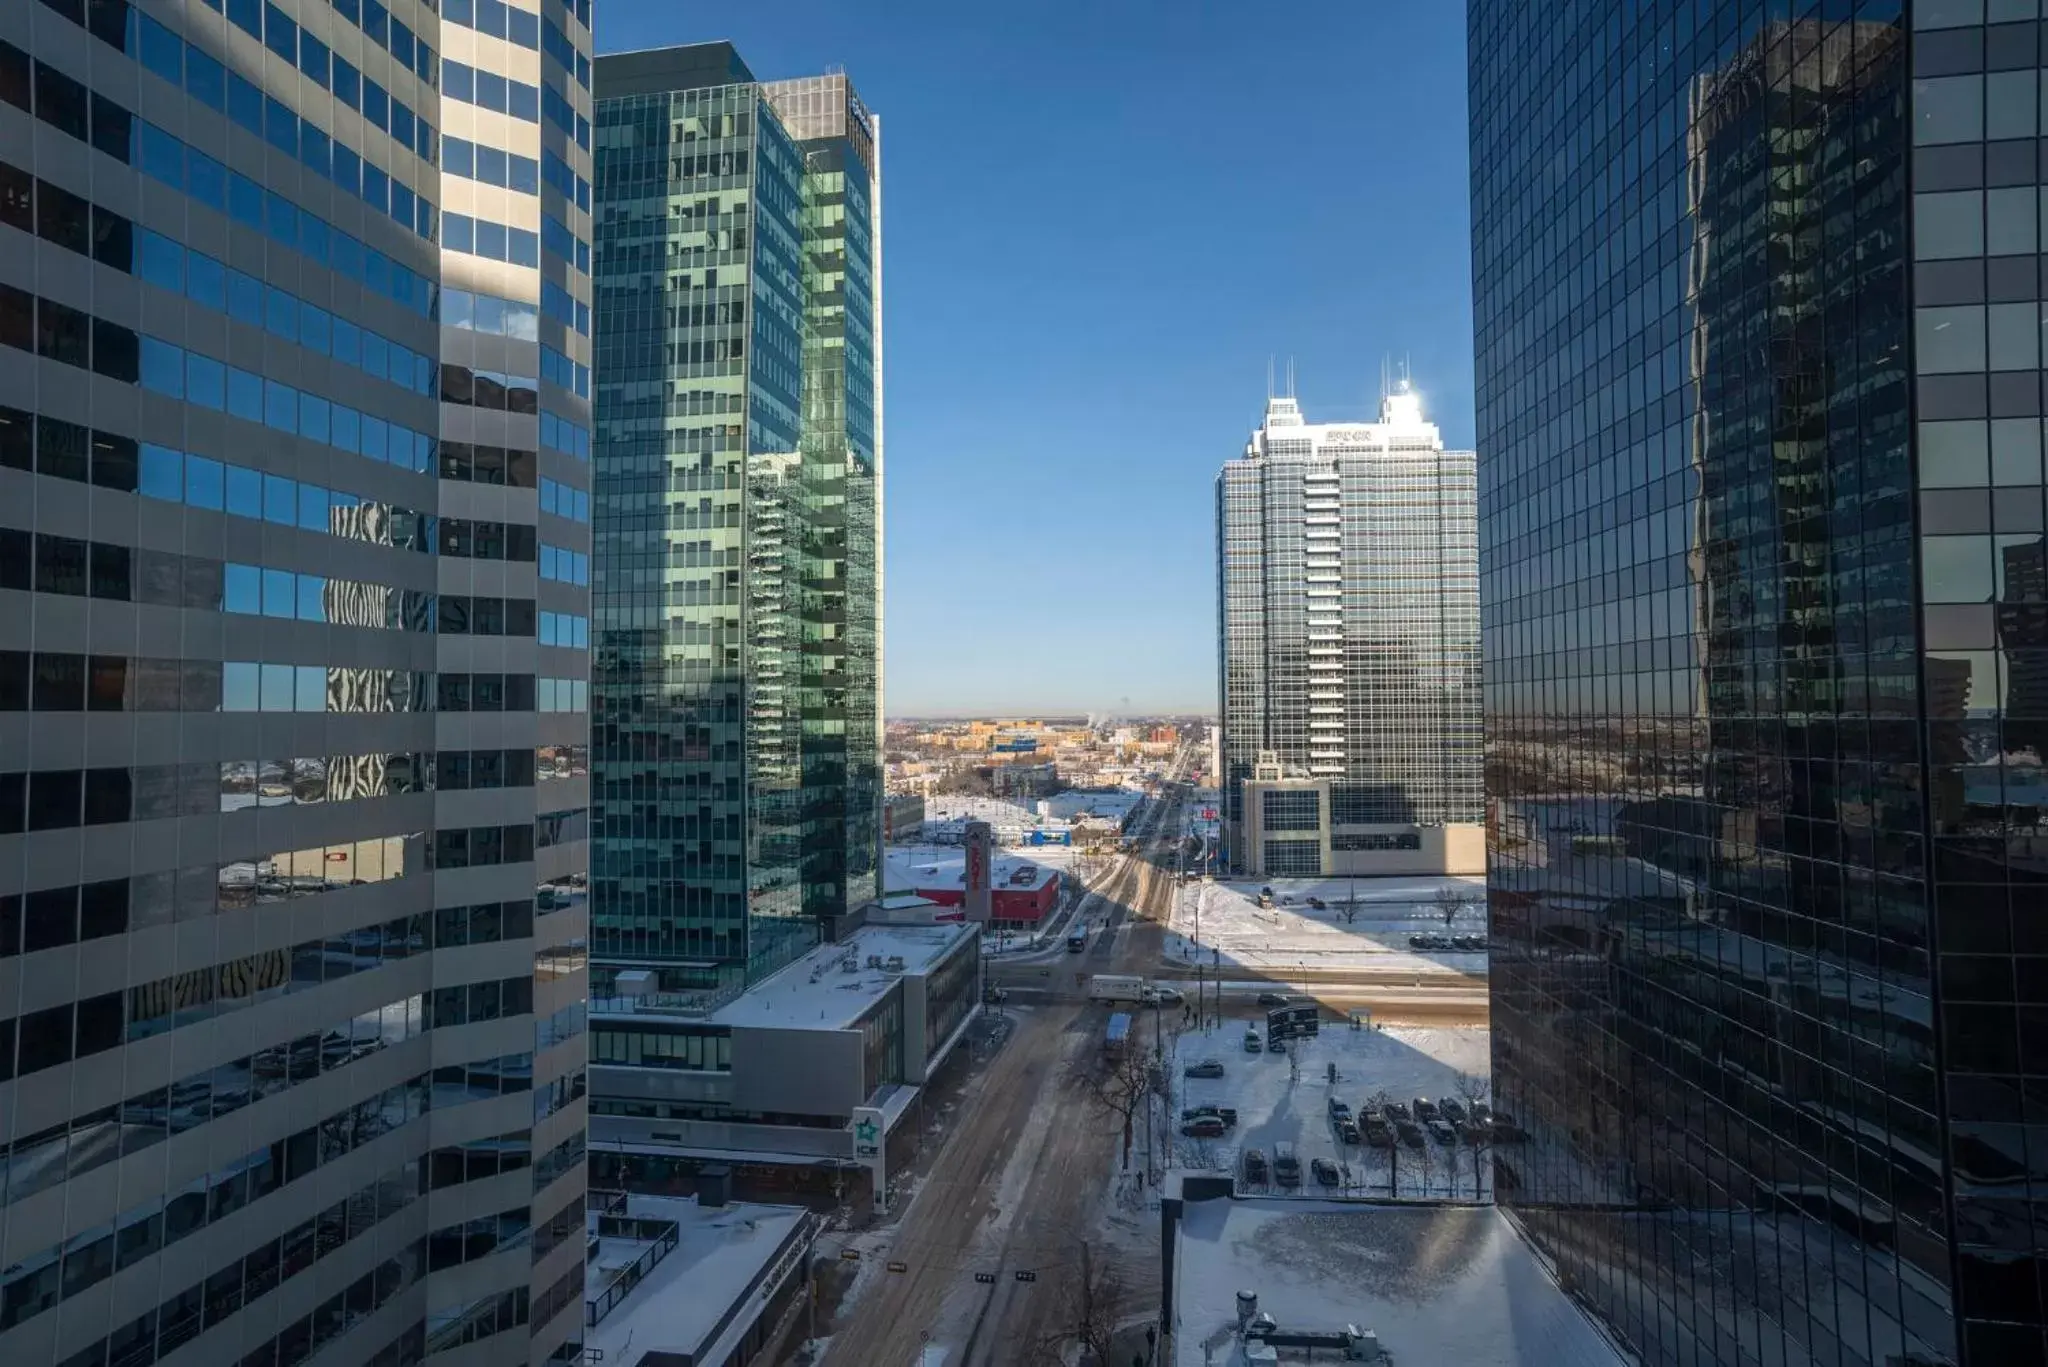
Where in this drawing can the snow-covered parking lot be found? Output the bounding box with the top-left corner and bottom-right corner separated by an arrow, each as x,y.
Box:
1167,1020 -> 1497,1200
1165,875 -> 1490,978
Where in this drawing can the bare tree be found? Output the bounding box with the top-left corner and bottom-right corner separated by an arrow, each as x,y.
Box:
1035,1243 -> 1126,1367
1360,1089 -> 1398,1196
1068,1043 -> 1153,1171
1434,886 -> 1471,929
1455,1072 -> 1493,1200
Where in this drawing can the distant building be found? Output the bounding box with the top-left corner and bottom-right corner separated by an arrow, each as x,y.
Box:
1216,387 -> 1482,877
990,760 -> 1061,797
883,793 -> 926,843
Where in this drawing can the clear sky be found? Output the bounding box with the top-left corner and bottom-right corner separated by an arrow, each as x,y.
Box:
596,1 -> 1474,717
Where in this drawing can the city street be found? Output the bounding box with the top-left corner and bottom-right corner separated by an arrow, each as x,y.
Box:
821,756 -> 1186,1367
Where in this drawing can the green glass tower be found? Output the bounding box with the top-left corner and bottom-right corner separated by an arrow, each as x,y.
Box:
590,44 -> 881,997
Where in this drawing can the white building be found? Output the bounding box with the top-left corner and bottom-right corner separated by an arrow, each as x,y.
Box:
1216,383 -> 1483,878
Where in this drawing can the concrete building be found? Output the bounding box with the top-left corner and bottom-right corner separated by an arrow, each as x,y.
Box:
1216,387 -> 1482,878
590,42 -> 883,998
583,1191 -> 817,1367
0,0 -> 592,1363
586,925 -> 978,1209
882,793 -> 925,844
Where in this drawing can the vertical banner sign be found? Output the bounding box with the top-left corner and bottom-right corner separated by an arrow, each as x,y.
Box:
853,1106 -> 888,1214
964,821 -> 994,923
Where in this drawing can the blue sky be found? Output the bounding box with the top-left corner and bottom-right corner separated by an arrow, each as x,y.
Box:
597,2 -> 1474,716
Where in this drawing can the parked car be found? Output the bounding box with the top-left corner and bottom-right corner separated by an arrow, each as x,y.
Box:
1242,1148 -> 1268,1183
1150,986 -> 1185,1006
1491,1110 -> 1523,1142
1184,1058 -> 1226,1079
1306,897 -> 1325,910
1337,1117 -> 1361,1145
1396,1120 -> 1425,1148
1311,1158 -> 1342,1187
1468,1103 -> 1494,1129
1412,1097 -> 1440,1122
1458,1121 -> 1490,1145
1243,1030 -> 1263,1053
1428,1119 -> 1459,1145
1272,1143 -> 1301,1186
1181,1115 -> 1227,1138
1439,1099 -> 1467,1124
1362,1118 -> 1393,1148
1266,1036 -> 1287,1054
1382,1101 -> 1412,1123
1256,991 -> 1291,1006
1453,934 -> 1488,951
1409,933 -> 1450,950
1182,1106 -> 1238,1128
1326,1098 -> 1351,1118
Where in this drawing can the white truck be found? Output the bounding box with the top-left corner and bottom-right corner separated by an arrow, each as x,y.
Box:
1087,974 -> 1152,1004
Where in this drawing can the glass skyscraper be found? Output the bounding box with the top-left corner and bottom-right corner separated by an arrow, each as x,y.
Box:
1474,6 -> 2047,1365
1215,387 -> 1482,878
590,43 -> 881,999
0,0 -> 592,1361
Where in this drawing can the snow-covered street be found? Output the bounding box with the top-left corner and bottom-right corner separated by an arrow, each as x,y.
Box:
1164,874 -> 1489,977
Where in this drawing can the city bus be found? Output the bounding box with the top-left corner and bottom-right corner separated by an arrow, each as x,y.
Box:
1103,1012 -> 1132,1058
1067,924 -> 1089,953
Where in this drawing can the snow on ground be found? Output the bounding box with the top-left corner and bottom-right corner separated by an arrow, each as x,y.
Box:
1171,1199 -> 1630,1367
1167,1022 -> 1497,1201
1165,875 -> 1489,977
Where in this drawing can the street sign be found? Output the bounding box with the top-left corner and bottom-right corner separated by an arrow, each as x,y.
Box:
840,1249 -> 862,1262
1014,1270 -> 1038,1283
973,1272 -> 997,1284
887,1260 -> 909,1273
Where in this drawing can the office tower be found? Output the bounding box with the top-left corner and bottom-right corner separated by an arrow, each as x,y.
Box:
1214,385 -> 1482,879
1473,7 -> 2048,1365
590,43 -> 882,999
0,0 -> 591,1361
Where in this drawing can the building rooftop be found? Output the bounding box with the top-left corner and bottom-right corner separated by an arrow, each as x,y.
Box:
707,924 -> 971,1030
885,848 -> 1059,894
1171,1198 -> 1630,1367
585,1194 -> 812,1367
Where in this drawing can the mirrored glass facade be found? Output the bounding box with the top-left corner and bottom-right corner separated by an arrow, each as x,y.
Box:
590,44 -> 881,997
0,0 -> 592,1362
1475,5 -> 2048,1365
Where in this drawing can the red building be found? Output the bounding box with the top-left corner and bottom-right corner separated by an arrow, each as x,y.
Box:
913,860 -> 1061,929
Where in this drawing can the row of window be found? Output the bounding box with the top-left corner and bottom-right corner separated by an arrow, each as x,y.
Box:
542,340 -> 592,398
0,994 -> 532,1216
541,277 -> 590,335
0,751 -> 435,835
133,223 -> 431,398
441,57 -> 538,124
439,594 -> 544,638
1331,831 -> 1425,852
541,76 -> 590,154
543,146 -> 591,213
537,610 -> 590,647
128,58 -> 433,247
0,652 -> 433,717
540,476 -> 591,522
544,207 -> 593,273
219,559 -> 430,629
137,334 -> 437,473
535,807 -> 586,849
425,1285 -> 529,1359
134,1 -> 433,179
441,360 -> 540,413
442,131 -> 539,194
540,544 -> 589,584
0,1086 -> 435,1336
219,836 -> 420,918
442,207 -> 539,266
591,1024 -> 733,1071
440,517 -> 539,562
432,823 -> 542,870
102,56 -> 436,314
424,974 -> 538,1030
543,407 -> 592,461
440,438 -> 541,488
540,676 -> 589,712
441,282 -> 542,343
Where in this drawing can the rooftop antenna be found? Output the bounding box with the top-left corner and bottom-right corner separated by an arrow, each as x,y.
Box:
1266,355 -> 1275,402
1285,357 -> 1296,399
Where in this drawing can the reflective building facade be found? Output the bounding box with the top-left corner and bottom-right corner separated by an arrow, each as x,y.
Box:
1474,5 -> 2047,1366
1216,388 -> 1483,878
0,0 -> 592,1361
590,44 -> 881,1000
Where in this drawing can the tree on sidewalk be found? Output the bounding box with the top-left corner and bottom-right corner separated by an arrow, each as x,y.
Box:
1033,1242 -> 1126,1367
1454,1071 -> 1493,1199
1435,886 -> 1474,929
1067,1043 -> 1154,1172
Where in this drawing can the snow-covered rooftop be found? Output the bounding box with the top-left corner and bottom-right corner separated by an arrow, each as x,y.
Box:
885,847 -> 1059,893
585,1194 -> 812,1367
708,924 -> 972,1030
1171,1199 -> 1631,1367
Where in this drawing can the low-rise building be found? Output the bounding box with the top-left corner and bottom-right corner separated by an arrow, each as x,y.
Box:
585,1189 -> 818,1367
588,925 -> 981,1209
884,792 -> 927,843
1237,753 -> 1484,877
